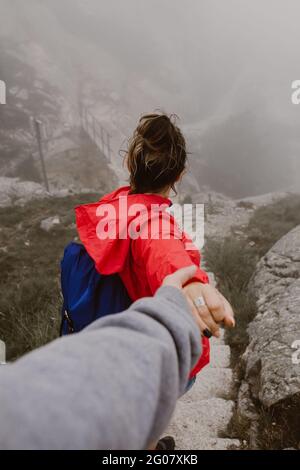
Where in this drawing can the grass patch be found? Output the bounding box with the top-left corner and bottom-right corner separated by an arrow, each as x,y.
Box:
0,192 -> 100,360
204,236 -> 257,364
236,200 -> 255,210
256,395 -> 300,450
247,194 -> 300,257
220,409 -> 251,449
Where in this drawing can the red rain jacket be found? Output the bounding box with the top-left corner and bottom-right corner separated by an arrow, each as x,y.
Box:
76,186 -> 210,377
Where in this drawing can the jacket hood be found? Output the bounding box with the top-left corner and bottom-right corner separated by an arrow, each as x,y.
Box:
75,186 -> 172,275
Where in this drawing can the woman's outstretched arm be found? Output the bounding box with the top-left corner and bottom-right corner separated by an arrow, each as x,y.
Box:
0,282 -> 201,450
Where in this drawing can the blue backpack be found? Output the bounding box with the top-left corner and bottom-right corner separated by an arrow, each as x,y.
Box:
60,242 -> 132,335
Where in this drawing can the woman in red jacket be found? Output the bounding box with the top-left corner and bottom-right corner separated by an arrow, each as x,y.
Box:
76,113 -> 234,448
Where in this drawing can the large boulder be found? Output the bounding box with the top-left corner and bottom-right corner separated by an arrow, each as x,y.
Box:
0,176 -> 96,208
0,177 -> 47,207
244,225 -> 300,407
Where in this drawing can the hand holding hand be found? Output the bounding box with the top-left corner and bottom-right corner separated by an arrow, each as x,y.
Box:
162,266 -> 235,338
183,281 -> 235,338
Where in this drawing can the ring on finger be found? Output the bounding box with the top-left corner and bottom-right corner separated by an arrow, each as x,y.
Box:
193,295 -> 206,309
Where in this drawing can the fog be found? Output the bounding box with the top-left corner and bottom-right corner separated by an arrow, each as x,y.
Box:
1,0 -> 300,196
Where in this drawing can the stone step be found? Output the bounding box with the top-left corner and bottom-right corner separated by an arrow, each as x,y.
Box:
206,271 -> 216,287
167,398 -> 236,449
209,345 -> 231,368
185,367 -> 234,400
210,328 -> 225,345
181,437 -> 240,450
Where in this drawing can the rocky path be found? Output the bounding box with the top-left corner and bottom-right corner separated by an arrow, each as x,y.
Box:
166,283 -> 240,450
165,200 -> 246,450
166,191 -> 294,449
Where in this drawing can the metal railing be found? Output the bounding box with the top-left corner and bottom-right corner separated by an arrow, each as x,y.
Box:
80,105 -> 112,163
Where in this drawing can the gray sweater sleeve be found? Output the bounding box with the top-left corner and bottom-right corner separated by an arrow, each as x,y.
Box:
0,286 -> 201,450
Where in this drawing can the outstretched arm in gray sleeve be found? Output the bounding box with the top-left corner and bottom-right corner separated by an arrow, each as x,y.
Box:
0,285 -> 201,450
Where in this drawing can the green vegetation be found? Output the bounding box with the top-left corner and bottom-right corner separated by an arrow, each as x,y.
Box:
204,236 -> 257,362
247,194 -> 300,257
0,192 -> 100,360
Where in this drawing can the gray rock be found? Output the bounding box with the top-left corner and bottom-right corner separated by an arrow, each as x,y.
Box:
0,177 -> 47,207
237,381 -> 259,421
40,215 -> 61,232
245,225 -> 300,407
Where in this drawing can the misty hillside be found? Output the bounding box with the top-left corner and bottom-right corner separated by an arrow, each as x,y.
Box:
1,0 -> 300,196
1,1 -> 300,452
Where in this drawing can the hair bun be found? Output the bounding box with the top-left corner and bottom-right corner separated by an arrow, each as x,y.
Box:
126,112 -> 186,194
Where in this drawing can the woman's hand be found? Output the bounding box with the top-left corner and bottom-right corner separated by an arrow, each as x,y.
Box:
162,266 -> 235,338
183,281 -> 235,338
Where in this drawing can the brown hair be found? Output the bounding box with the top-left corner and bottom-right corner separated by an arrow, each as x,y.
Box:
126,113 -> 187,194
